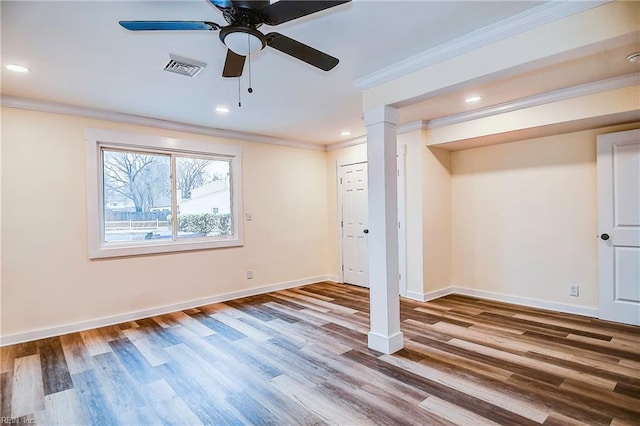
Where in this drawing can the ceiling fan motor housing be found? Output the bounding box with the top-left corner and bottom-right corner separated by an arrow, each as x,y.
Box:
218,1 -> 268,28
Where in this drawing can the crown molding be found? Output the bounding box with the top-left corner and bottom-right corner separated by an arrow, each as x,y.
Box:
325,120 -> 427,151
398,120 -> 428,134
354,1 -> 610,91
0,96 -> 326,152
325,135 -> 367,152
427,73 -> 639,129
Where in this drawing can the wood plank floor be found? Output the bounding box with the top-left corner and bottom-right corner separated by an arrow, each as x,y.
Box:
1,282 -> 639,425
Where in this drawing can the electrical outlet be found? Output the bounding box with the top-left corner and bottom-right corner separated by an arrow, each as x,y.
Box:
570,285 -> 579,297
247,270 -> 254,279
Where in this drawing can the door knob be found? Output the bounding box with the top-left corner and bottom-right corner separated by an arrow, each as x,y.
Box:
600,233 -> 610,241
363,229 -> 369,234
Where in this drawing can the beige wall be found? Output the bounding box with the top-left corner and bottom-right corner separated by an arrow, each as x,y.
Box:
422,145 -> 452,294
451,124 -> 639,309
3,104 -> 638,339
400,131 -> 453,296
1,107 -> 330,337
398,131 -> 451,298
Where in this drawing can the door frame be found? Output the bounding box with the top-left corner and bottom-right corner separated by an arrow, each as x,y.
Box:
397,144 -> 407,297
336,145 -> 407,295
336,157 -> 362,287
596,128 -> 640,325
338,161 -> 369,287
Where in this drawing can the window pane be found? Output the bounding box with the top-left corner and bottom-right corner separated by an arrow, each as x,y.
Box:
102,149 -> 171,243
176,156 -> 232,239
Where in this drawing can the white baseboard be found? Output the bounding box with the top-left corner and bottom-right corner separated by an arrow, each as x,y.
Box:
404,286 -> 598,318
324,275 -> 342,284
0,275 -> 334,347
2,279 -> 599,346
405,287 -> 453,302
450,286 -> 599,318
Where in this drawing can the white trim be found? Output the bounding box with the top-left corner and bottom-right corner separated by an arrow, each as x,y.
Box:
451,287 -> 599,317
325,122 -> 426,152
398,121 -> 428,134
428,73 -> 640,129
327,73 -> 638,151
2,280 -> 601,346
404,287 -> 453,303
325,275 -> 342,284
354,1 -> 609,91
397,144 -> 407,298
336,156 -> 368,285
1,96 -> 325,152
364,105 -> 399,127
326,136 -> 367,152
85,128 -> 243,258
405,286 -> 599,317
368,331 -> 404,354
335,147 -> 407,292
337,160 -> 370,287
0,275 -> 336,347
596,129 -> 640,326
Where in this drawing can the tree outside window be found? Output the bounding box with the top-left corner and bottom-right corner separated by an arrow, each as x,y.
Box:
102,149 -> 232,243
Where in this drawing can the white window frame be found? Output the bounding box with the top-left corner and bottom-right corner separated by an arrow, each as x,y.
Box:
86,128 -> 243,259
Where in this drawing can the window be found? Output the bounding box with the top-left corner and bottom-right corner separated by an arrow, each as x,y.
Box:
86,129 -> 243,258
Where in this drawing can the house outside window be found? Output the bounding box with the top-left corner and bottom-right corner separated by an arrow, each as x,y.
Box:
86,129 -> 243,258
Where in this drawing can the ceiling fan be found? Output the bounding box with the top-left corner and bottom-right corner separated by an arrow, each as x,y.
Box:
119,0 -> 351,78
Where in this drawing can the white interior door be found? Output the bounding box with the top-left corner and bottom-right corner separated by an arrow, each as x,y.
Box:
341,162 -> 369,287
597,129 -> 640,326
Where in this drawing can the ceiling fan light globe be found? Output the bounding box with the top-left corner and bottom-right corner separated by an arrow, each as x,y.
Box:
223,31 -> 264,56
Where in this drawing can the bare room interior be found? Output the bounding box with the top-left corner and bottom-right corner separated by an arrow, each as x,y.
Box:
1,0 -> 639,424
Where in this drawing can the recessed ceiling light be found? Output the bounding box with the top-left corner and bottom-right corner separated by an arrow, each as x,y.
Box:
341,130 -> 351,136
465,96 -> 482,103
6,64 -> 30,73
215,106 -> 230,114
627,52 -> 640,63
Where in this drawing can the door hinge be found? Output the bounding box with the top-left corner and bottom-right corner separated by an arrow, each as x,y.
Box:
342,265 -> 344,271
399,273 -> 402,281
340,177 -> 343,184
341,220 -> 343,228
398,221 -> 401,229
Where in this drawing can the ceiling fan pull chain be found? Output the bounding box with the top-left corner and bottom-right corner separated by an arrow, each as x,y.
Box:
247,33 -> 253,94
238,76 -> 242,107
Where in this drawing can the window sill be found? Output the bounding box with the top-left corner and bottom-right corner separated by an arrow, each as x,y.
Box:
89,237 -> 243,259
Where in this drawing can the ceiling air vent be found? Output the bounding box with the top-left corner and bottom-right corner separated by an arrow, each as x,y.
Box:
163,54 -> 206,77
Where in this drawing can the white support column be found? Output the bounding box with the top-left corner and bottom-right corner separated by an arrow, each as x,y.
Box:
365,105 -> 403,354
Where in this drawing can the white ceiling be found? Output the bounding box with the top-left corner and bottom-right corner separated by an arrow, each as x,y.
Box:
2,0 -> 554,145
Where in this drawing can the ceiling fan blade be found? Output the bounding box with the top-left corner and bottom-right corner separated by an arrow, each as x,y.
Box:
119,21 -> 220,31
208,0 -> 232,8
260,1 -> 351,26
266,32 -> 339,71
222,49 -> 246,77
